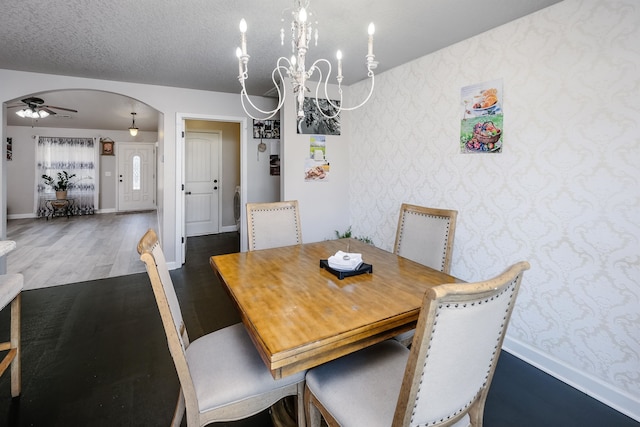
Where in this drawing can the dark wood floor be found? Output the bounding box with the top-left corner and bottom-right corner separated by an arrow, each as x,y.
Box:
0,232 -> 637,426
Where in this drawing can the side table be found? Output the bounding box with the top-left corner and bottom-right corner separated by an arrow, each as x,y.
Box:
45,199 -> 75,220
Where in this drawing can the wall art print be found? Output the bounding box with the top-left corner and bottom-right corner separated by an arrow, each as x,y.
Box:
304,135 -> 330,181
460,79 -> 503,153
297,97 -> 341,135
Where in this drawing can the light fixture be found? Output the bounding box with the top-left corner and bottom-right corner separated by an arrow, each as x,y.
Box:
16,108 -> 49,119
236,0 -> 378,121
129,112 -> 139,136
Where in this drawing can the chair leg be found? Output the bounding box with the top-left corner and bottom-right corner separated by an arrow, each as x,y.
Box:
10,294 -> 21,398
171,389 -> 186,427
296,382 -> 306,427
304,384 -> 322,427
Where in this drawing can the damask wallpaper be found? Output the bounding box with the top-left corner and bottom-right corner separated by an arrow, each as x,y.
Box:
347,0 -> 639,419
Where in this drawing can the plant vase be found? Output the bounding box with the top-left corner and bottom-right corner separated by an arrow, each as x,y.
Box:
56,190 -> 67,200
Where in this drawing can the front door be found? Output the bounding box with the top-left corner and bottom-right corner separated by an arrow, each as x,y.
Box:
185,132 -> 220,236
117,142 -> 156,212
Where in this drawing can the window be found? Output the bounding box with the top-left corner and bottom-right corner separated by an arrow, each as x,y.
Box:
133,155 -> 141,190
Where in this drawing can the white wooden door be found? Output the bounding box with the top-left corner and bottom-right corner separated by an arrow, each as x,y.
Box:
185,132 -> 220,236
117,142 -> 156,212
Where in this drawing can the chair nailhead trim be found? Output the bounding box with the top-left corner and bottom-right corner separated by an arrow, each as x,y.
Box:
398,211 -> 452,272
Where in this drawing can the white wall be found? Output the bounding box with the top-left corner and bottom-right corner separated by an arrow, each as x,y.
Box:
347,0 -> 639,420
246,136 -> 280,205
0,70 -> 274,267
281,79 -> 351,243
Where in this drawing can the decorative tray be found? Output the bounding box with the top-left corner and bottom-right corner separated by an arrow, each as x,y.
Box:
319,259 -> 373,280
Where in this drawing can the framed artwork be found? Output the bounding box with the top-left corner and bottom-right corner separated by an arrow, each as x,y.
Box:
101,139 -> 115,156
253,119 -> 280,139
460,79 -> 504,154
297,97 -> 341,135
6,137 -> 12,161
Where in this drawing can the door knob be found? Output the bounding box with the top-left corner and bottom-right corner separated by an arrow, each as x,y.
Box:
186,191 -> 192,195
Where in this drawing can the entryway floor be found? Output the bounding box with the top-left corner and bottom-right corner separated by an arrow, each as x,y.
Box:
6,211 -> 157,290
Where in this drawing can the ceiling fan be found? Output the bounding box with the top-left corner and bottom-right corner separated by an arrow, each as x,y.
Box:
7,97 -> 78,119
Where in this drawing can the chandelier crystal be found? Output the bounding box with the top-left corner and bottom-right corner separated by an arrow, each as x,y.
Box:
236,0 -> 378,121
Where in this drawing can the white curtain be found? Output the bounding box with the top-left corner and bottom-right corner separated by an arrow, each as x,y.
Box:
35,136 -> 97,217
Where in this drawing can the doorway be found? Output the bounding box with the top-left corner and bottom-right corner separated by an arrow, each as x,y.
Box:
177,114 -> 247,265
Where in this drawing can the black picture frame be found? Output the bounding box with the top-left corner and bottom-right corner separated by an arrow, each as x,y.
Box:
253,119 -> 280,139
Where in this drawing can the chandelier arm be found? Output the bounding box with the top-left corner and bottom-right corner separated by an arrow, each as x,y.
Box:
310,60 -> 343,120
308,58 -> 376,118
238,62 -> 290,120
331,73 -> 375,112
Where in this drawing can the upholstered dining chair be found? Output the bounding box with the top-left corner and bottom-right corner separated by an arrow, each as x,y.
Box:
246,200 -> 303,251
394,203 -> 458,346
138,229 -> 306,427
305,261 -> 530,427
0,268 -> 23,397
394,203 -> 458,274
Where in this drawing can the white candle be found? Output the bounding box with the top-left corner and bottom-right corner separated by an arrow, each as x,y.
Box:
239,19 -> 248,55
367,23 -> 375,56
336,50 -> 343,77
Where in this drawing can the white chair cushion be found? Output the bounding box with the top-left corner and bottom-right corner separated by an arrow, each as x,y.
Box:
306,340 -> 409,427
0,273 -> 23,310
186,323 -> 305,413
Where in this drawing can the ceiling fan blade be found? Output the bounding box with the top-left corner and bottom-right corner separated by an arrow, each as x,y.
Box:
42,104 -> 78,113
21,97 -> 44,105
41,108 -> 57,115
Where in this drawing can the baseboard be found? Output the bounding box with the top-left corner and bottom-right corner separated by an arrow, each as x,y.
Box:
220,225 -> 238,233
7,213 -> 37,220
503,336 -> 640,422
8,209 -> 116,220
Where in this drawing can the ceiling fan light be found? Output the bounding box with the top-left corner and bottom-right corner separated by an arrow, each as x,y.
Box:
16,109 -> 27,118
37,110 -> 50,118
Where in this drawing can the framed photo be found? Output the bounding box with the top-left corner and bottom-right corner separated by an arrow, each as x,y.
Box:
101,139 -> 115,156
253,119 -> 280,139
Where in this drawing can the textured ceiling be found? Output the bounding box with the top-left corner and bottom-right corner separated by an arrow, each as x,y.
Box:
1,0 -> 562,130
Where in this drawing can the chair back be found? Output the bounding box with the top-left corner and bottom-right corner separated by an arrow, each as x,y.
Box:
394,261 -> 530,426
138,229 -> 195,398
247,200 -> 303,251
394,203 -> 457,274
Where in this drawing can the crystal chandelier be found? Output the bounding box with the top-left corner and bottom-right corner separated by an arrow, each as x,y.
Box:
236,0 -> 378,121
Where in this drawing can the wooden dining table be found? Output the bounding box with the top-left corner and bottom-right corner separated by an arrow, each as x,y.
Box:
210,238 -> 463,380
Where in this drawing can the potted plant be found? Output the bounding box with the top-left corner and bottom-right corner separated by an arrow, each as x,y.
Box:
42,171 -> 77,200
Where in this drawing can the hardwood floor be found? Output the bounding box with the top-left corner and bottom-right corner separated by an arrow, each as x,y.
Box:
6,211 -> 158,290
